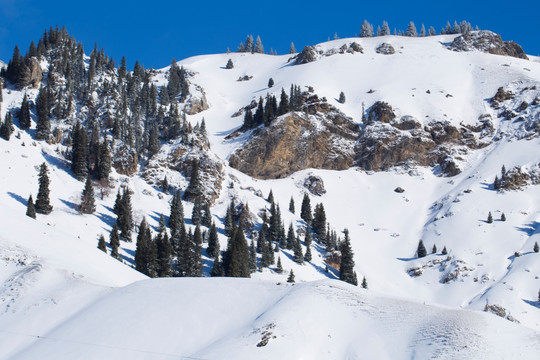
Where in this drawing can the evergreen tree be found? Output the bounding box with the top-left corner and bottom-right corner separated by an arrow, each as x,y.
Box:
26,195 -> 36,219
360,20 -> 374,37
494,175 -> 500,190
406,21 -> 418,37
192,225 -> 203,277
167,59 -> 181,99
254,36 -> 264,53
442,246 -> 448,255
289,42 -> 296,54
286,223 -> 295,250
35,162 -> 53,214
192,196 -> 202,226
134,218 -> 152,276
97,234 -> 107,253
417,240 -> 427,258
183,159 -> 202,201
201,202 -> 212,227
0,112 -> 14,140
381,21 -> 391,36
501,165 -> 507,180
79,174 -> 96,214
242,108 -> 254,129
97,138 -> 111,183
110,223 -> 120,260
268,78 -> 274,88
276,256 -> 283,273
533,242 -> 539,253
338,91 -> 346,104
168,191 -> 184,237
287,269 -> 295,283
304,228 -> 312,262
361,277 -> 368,289
487,211 -> 493,224
300,193 -> 312,225
249,239 -> 257,273
225,58 -> 234,69
117,188 -> 133,241
289,196 -> 295,214
71,121 -> 89,180
432,244 -> 437,254
156,221 -> 172,277
207,222 -> 220,258
226,225 -> 250,277
312,203 -> 327,238
177,226 -> 192,277
244,35 -> 254,53
267,189 -> 274,204
35,86 -> 51,141
339,229 -> 357,285
501,213 -> 506,222
293,235 -> 304,264
428,26 -> 437,36
161,176 -> 169,194
211,253 -> 224,277
19,94 -> 31,129
420,24 -> 426,37
278,88 -> 289,115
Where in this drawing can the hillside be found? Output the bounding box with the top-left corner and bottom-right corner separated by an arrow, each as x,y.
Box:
1,28 -> 540,357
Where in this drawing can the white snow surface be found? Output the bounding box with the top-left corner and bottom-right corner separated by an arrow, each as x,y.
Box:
2,34 -> 540,358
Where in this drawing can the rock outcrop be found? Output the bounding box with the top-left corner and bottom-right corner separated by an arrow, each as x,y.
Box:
449,31 -> 528,60
375,43 -> 395,55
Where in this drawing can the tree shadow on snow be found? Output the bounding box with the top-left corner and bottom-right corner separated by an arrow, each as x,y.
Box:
59,198 -> 78,211
480,182 -> 494,191
515,222 -> 540,236
522,299 -> 540,309
7,192 -> 28,206
397,257 -> 417,262
95,212 -> 116,227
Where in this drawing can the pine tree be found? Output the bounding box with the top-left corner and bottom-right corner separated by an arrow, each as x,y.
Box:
71,121 -> 89,180
19,94 -> 31,129
183,159 -> 201,201
361,277 -> 368,289
501,165 -> 506,180
339,229 -> 357,285
35,162 -> 53,214
533,242 -> 539,253
268,78 -> 274,88
117,188 -> 133,241
276,256 -> 283,273
97,234 -> 107,253
432,244 -> 437,254
79,174 -> 96,214
300,193 -> 312,225
420,24 -> 426,37
225,58 -> 234,69
192,225 -> 203,277
97,138 -> 111,183
191,195 -> 202,226
494,175 -> 500,190
226,225 -> 250,277
289,42 -> 296,54
168,191 -> 184,237
428,26 -> 437,36
26,195 -> 36,219
249,239 -> 257,273
201,202 -> 212,227
161,176 -> 169,194
289,196 -> 295,214
293,235 -> 303,264
501,213 -> 506,222
245,35 -> 254,53
406,21 -> 418,37
338,91 -> 346,104
211,253 -> 224,277
312,203 -> 327,238
442,246 -> 448,255
417,240 -> 427,258
207,222 -> 220,258
110,223 -> 120,260
35,86 -> 51,141
0,112 -> 14,140
156,222 -> 172,277
487,212 -> 493,224
304,229 -> 312,262
278,88 -> 289,115
287,269 -> 295,283
381,21 -> 391,36
360,20 -> 374,37
177,225 -> 192,277
254,36 -> 264,53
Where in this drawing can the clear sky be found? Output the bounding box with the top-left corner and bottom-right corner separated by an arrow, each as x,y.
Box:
1,0 -> 538,69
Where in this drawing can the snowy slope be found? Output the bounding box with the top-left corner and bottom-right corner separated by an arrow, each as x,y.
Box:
8,278 -> 540,360
1,32 -> 540,358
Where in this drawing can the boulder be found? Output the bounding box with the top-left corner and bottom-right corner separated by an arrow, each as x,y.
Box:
375,43 -> 395,55
303,175 -> 326,196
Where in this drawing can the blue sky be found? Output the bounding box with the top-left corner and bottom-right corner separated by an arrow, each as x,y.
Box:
1,0 -> 538,69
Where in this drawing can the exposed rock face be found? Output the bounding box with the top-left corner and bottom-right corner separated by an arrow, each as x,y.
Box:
391,115 -> 421,131
367,101 -> 396,123
184,87 -> 209,115
449,31 -> 528,60
27,58 -> 43,88
113,145 -> 138,176
295,46 -> 318,65
303,175 -> 326,196
375,43 -> 395,55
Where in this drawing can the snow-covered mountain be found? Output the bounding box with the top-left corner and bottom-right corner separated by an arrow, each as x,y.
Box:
1,28 -> 540,358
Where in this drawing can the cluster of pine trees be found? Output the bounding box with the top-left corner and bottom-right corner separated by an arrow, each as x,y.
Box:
357,20 -> 476,38
241,84 -> 305,131
236,35 -> 265,54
